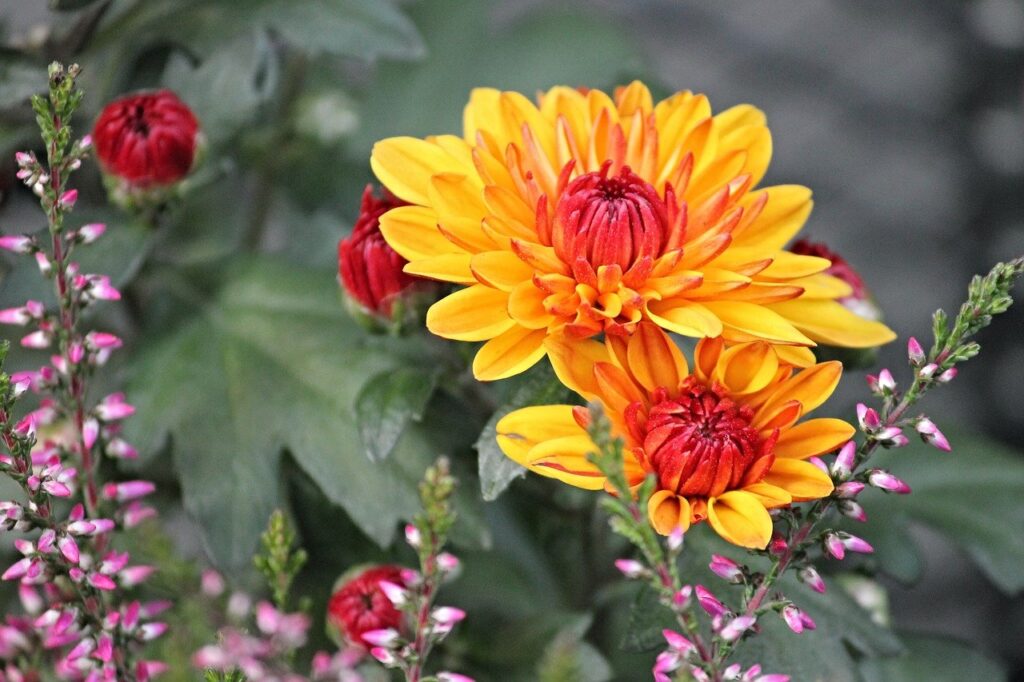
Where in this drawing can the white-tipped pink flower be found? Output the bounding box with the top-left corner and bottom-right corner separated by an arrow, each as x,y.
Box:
34,251 -> 51,276
138,622 -> 168,641
361,628 -> 400,648
20,330 -> 51,349
918,363 -> 938,380
937,367 -> 957,384
431,606 -> 466,627
437,551 -> 461,575
58,189 -> 78,209
653,650 -> 683,682
839,500 -> 868,523
0,235 -> 34,254
82,418 -> 99,451
835,481 -> 865,499
404,523 -> 422,548
907,337 -> 925,365
78,223 -> 106,244
201,569 -> 225,597
119,565 -> 156,587
614,558 -> 646,579
781,605 -> 816,634
695,585 -> 727,618
370,646 -> 398,666
831,441 -> 855,478
824,533 -> 846,560
867,469 -> 911,494
85,331 -> 123,350
95,393 -> 135,421
719,615 -> 755,642
856,403 -> 880,431
662,628 -> 696,657
88,573 -> 117,591
709,555 -> 743,583
840,533 -> 874,554
0,306 -> 33,325
102,480 -> 155,502
378,580 -> 408,607
876,369 -> 896,393
436,673 -> 475,682
915,417 -> 951,452
667,525 -> 685,552
57,535 -> 80,564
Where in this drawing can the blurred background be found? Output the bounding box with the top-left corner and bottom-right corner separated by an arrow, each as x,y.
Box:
2,0 -> 1023,679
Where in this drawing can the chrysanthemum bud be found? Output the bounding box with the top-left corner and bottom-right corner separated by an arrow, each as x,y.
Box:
327,565 -> 408,648
915,417 -> 951,452
867,469 -> 911,494
709,555 -> 743,583
93,90 -> 199,188
907,337 -> 925,366
338,185 -> 438,330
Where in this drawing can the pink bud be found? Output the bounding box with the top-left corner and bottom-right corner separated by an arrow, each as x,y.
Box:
80,135 -> 92,150
19,584 -> 43,614
119,565 -> 156,587
839,500 -> 867,523
138,622 -> 167,641
82,418 -> 99,451
200,569 -> 225,597
614,558 -> 646,579
370,647 -> 397,665
15,151 -> 32,166
0,235 -> 33,254
86,275 -> 121,301
95,634 -> 113,662
709,555 -> 743,583
877,369 -> 896,392
906,337 -> 925,365
768,534 -> 787,556
781,605 -> 814,634
719,615 -> 755,642
66,520 -> 97,536
85,331 -> 123,349
915,418 -> 951,452
123,502 -> 157,528
437,552 -> 460,574
105,438 -> 138,459
57,535 -> 80,564
667,526 -> 685,551
808,456 -> 829,474
378,580 -> 408,607
78,223 -> 106,244
89,573 -> 117,591
431,606 -> 466,626
919,363 -> 938,379
653,650 -> 682,676
21,330 -> 51,349
363,628 -> 400,647
3,557 -> 33,581
405,523 -> 421,548
95,393 -> 135,421
875,426 -> 904,443
58,189 -> 78,209
835,481 -> 865,498
824,533 -> 845,560
867,469 -> 911,494
695,585 -> 727,618
937,367 -> 957,383
856,403 -> 880,430
673,585 -> 693,608
662,629 -> 696,656
436,673 -> 475,682
35,251 -> 52,276
840,533 -> 874,554
102,480 -> 155,502
0,307 -> 32,325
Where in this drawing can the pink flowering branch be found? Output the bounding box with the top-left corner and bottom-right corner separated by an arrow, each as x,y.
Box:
0,62 -> 162,680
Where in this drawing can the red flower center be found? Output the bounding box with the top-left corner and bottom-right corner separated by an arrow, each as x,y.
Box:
630,378 -> 776,498
327,565 -> 406,647
552,164 -> 667,274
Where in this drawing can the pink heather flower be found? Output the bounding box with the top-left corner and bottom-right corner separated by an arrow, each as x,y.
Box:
85,331 -> 123,349
835,481 -> 865,498
95,393 -> 135,421
201,569 -> 226,597
3,557 -> 33,581
876,369 -> 896,393
867,469 -> 911,494
768,534 -> 787,556
824,533 -> 845,560
138,622 -> 168,641
0,235 -> 33,254
436,673 -> 475,682
840,533 -> 874,554
361,628 -> 400,648
378,579 -> 408,607
82,418 -> 99,451
937,367 -> 957,383
102,480 -> 155,502
719,615 -> 755,642
57,535 -> 80,564
19,584 -> 43,614
122,502 -> 157,528
667,526 -> 685,552
35,251 -> 52,276
89,573 -> 117,591
653,650 -> 683,681
907,337 -> 925,365
86,275 -> 121,301
808,456 -> 829,474
370,646 -> 398,665
21,330 -> 51,349
919,363 -> 938,379
431,606 -> 466,627
695,585 -> 727,618
839,500 -> 868,523
106,438 -> 139,459
404,523 -> 422,548
709,555 -> 743,583
15,151 -> 32,166
437,552 -> 461,574
0,306 -> 32,325
78,223 -> 106,244
662,628 -> 696,657
856,403 -> 880,431
614,558 -> 646,579
916,417 -> 951,452
120,565 -> 157,587
58,189 -> 78,209
68,341 -> 85,364
874,426 -> 904,444
781,605 -> 815,634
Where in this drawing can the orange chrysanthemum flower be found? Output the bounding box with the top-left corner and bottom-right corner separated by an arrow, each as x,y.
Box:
495,323 -> 851,548
371,82 -> 895,380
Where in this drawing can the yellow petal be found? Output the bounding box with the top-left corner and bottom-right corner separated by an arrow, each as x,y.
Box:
463,88 -> 503,143
707,491 -> 773,549
774,418 -> 855,459
627,323 -> 689,393
756,252 -> 831,281
545,335 -> 609,400
507,281 -> 555,329
426,286 -> 513,341
733,185 -> 813,251
741,482 -> 792,508
763,459 -> 834,501
713,341 -> 779,395
760,361 -> 842,416
703,301 -> 813,346
694,336 -> 725,381
524,434 -> 605,490
788,273 -> 854,300
470,251 -> 535,291
378,206 -> 453,261
371,137 -> 466,206
646,300 -> 724,338
774,345 -> 815,368
496,405 -> 580,463
473,325 -> 548,381
647,490 -> 692,535
769,300 -> 897,348
404,253 -> 475,284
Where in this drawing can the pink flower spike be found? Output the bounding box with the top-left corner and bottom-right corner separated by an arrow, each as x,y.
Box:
695,585 -> 727,618
614,558 -> 646,579
662,629 -> 695,656
21,330 -> 51,349
824,533 -> 845,560
867,469 -> 911,494
102,480 -> 155,502
58,189 -> 78,209
82,418 -> 99,451
378,580 -> 408,607
709,555 -> 743,583
437,673 -> 475,682
0,235 -> 33,254
916,418 -> 951,452
840,533 -> 874,554
57,535 -> 80,564
719,615 -> 755,642
88,573 -> 117,591
78,223 -> 106,244
362,628 -> 400,647
0,307 -> 32,325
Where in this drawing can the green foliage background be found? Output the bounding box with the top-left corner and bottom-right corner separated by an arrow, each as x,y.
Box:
0,1 -> 1022,680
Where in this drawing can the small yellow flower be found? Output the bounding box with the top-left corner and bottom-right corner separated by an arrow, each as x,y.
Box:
371,82 -> 895,380
496,323 -> 850,549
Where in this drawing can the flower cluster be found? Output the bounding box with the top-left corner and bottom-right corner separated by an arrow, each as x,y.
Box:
0,63 -> 162,680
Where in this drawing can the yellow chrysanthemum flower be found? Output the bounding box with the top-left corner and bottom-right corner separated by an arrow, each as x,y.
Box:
495,323 -> 850,548
371,82 -> 895,380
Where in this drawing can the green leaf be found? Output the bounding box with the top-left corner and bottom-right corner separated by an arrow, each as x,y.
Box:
123,257 -> 481,568
859,634 -> 1006,681
162,31 -> 280,147
863,431 -> 1024,593
356,366 -> 440,462
619,585 -> 676,653
538,614 -> 613,682
476,362 -> 573,501
93,0 -> 423,62
350,0 -> 644,155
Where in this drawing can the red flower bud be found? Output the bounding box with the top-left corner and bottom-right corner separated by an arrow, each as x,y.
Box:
338,185 -> 433,322
327,564 -> 407,648
93,90 -> 199,187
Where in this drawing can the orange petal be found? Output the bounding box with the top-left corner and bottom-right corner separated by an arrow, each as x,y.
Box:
545,335 -> 609,400
707,491 -> 772,549
647,490 -> 692,535
713,342 -> 779,395
702,301 -> 813,346
774,418 -> 855,459
524,434 -> 605,490
627,323 -> 689,393
404,253 -> 475,283
694,336 -> 724,382
760,361 -> 842,416
763,459 -> 834,501
507,281 -> 556,330
425,286 -> 513,341
473,326 -> 548,381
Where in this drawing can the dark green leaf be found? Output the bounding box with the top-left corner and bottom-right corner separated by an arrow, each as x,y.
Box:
124,257 -> 483,568
356,366 -> 440,462
476,362 -> 573,501
619,585 -> 676,653
864,431 -> 1024,593
859,634 -> 1006,682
